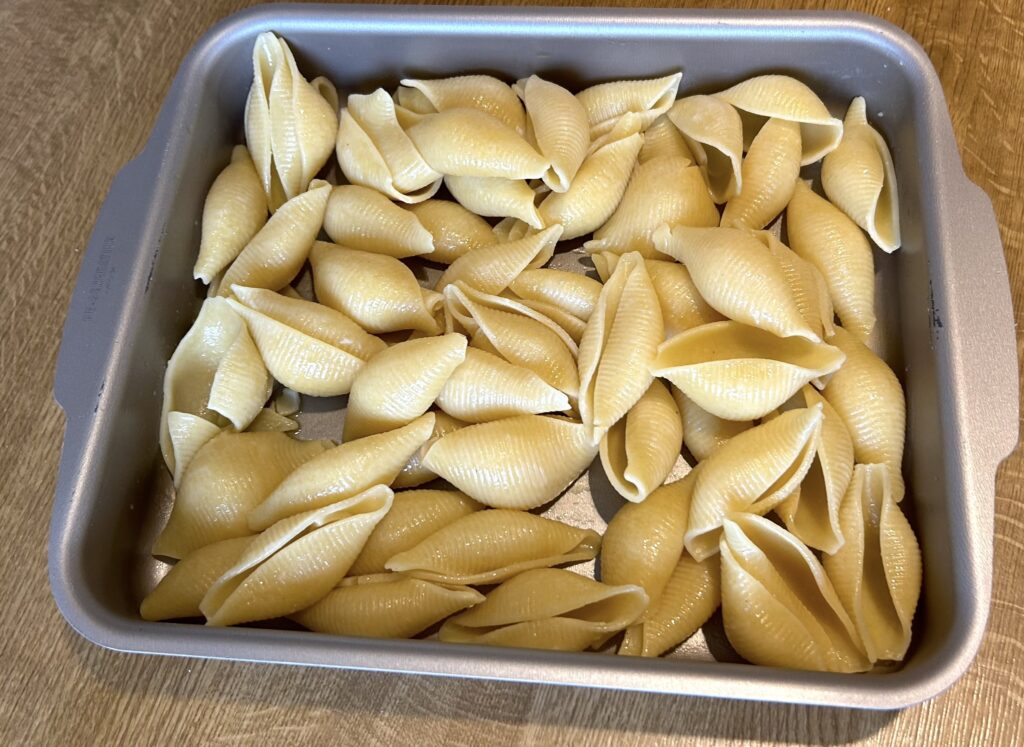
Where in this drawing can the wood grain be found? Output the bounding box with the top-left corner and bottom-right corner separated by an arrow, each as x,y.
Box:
1,0 -> 1022,744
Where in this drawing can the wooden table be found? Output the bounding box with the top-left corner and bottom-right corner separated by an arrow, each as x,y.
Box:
2,0 -> 1021,744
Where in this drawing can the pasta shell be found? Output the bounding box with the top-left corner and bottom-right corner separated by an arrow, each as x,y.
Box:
292,573 -> 485,639
511,297 -> 587,343
249,413 -> 436,530
583,156 -> 719,257
599,380 -> 684,502
637,114 -> 693,164
194,145 -> 268,283
674,389 -> 752,461
395,85 -> 436,114
576,73 -> 682,136
515,75 -> 590,192
322,185 -> 434,258
166,411 -> 222,488
823,327 -> 906,500
714,75 -> 843,165
821,97 -> 900,252
201,485 -> 393,626
822,464 -> 921,661
667,95 -> 744,203
685,405 -> 824,561
246,407 -> 298,433
444,175 -> 544,228
407,199 -> 495,264
508,268 -> 602,322
140,536 -> 253,621
719,118 -> 801,230
787,180 -> 875,343
653,322 -> 844,422
401,76 -> 526,135
421,415 -> 598,509
218,180 -> 331,294
578,253 -> 663,438
654,225 -> 817,341
349,489 -> 483,575
386,509 -> 601,585
753,231 -> 836,340
392,412 -> 466,489
720,513 -> 869,672
435,224 -> 561,295
491,216 -> 531,243
439,568 -> 647,652
153,432 -> 329,559
343,334 -> 467,441
310,241 -> 440,334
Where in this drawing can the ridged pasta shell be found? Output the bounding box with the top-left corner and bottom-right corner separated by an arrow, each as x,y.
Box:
218,180 -> 331,294
249,413 -> 435,530
714,75 -> 843,165
787,180 -> 875,343
508,268 -> 602,322
310,241 -> 440,334
343,334 -> 467,441
823,327 -> 906,500
667,95 -> 744,203
395,85 -> 438,114
515,75 -> 590,192
349,489 -> 483,575
292,573 -> 485,638
510,297 -> 587,343
166,412 -> 222,488
653,322 -> 845,422
392,412 -> 466,489
685,405 -> 824,561
578,252 -> 663,438
583,156 -> 719,257
439,568 -> 647,651
386,509 -> 601,585
599,380 -> 684,502
720,513 -> 869,672
154,432 -> 329,559
421,415 -> 598,509
821,97 -> 900,252
201,485 -> 394,626
576,73 -> 682,137
406,199 -> 495,264
194,145 -> 268,283
322,185 -> 434,258
719,118 -> 801,230
753,231 -> 836,340
141,536 -> 253,621
491,216 -> 531,243
637,114 -> 693,164
822,464 -> 921,661
401,76 -> 526,135
435,224 -> 561,295
653,225 -> 817,341
673,389 -> 752,462
444,175 -> 544,228
246,407 -> 298,433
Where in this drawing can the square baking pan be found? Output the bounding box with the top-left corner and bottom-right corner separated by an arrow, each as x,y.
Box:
49,4 -> 1019,708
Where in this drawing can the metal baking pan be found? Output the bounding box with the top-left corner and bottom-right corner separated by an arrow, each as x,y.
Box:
49,4 -> 1019,709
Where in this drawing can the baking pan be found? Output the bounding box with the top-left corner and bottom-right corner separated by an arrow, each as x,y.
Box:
49,4 -> 1019,708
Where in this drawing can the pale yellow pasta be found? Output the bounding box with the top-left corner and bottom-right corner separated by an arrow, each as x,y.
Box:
491,216 -> 532,243
667,95 -> 744,203
444,175 -> 544,228
245,407 -> 298,433
821,97 -> 900,252
673,389 -> 752,462
166,411 -> 222,488
421,415 -> 597,509
685,406 -> 824,561
720,514 -> 869,672
201,485 -> 393,626
754,231 -> 836,340
343,334 -> 467,441
439,568 -> 647,652
392,412 -> 466,489
386,509 -> 601,585
719,117 -> 801,230
401,75 -> 526,135
637,114 -> 693,164
141,536 -> 253,621
407,199 -> 495,264
511,297 -> 587,343
435,224 -> 561,295
322,185 -> 434,258
194,145 -> 268,283
395,85 -> 436,114
576,73 -> 682,136
248,413 -> 435,530
508,268 -> 602,322
514,75 -> 590,192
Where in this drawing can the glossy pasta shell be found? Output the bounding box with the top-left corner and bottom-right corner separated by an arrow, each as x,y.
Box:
719,117 -> 801,231
754,231 -> 836,340
245,407 -> 298,433
576,73 -> 682,136
322,185 -> 434,258
637,114 -> 694,165
406,199 -> 495,264
508,269 -> 602,322
674,389 -> 753,462
166,412 -> 222,488
667,95 -> 744,203
392,412 -> 467,489
444,175 -> 544,228
401,75 -> 526,135
141,536 -> 253,621
435,224 -> 561,295
516,75 -> 590,192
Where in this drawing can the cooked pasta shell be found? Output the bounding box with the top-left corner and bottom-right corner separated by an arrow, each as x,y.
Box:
685,405 -> 824,561
576,73 -> 682,137
343,334 -> 467,441
292,573 -> 485,638
823,327 -> 906,500
435,224 -> 561,295
166,411 -> 222,488
654,225 -> 817,341
653,321 -> 844,422
407,199 -> 495,264
153,432 -> 329,559
637,114 -> 693,164
578,252 -> 663,437
491,216 -> 531,243
673,389 -> 752,462
392,412 -> 466,489
514,75 -> 590,192
194,145 -> 268,283
401,76 -> 526,135
821,97 -> 900,252
508,268 -> 602,322
310,241 -> 440,334
141,536 -> 253,621
721,513 -> 869,672
667,95 -> 744,203
822,464 -> 921,661
421,415 -> 597,509
583,155 -> 719,257
714,75 -> 843,165
246,407 -> 299,433
511,297 -> 587,343
754,231 -> 836,339
249,413 -> 435,530
218,179 -> 331,294
787,180 -> 875,343
719,118 -> 801,230
439,568 -> 647,652
395,85 -> 436,114
599,380 -> 684,502
386,509 -> 601,585
322,185 -> 434,258
349,489 -> 483,576
444,175 -> 544,228
201,485 -> 393,626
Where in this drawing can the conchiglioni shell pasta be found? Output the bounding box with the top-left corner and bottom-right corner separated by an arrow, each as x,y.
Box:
719,117 -> 801,230
406,199 -> 495,264
508,269 -> 602,322
674,390 -> 753,462
392,412 -> 466,489
141,536 -> 253,621
576,73 -> 682,136
245,407 -> 299,433
510,297 -> 587,344
322,185 -> 434,258
754,231 -> 836,340
435,224 -> 560,295
401,76 -> 526,135
515,75 -> 590,192
667,95 -> 744,203
637,114 -> 693,164
443,175 -> 544,228
166,411 -> 223,488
